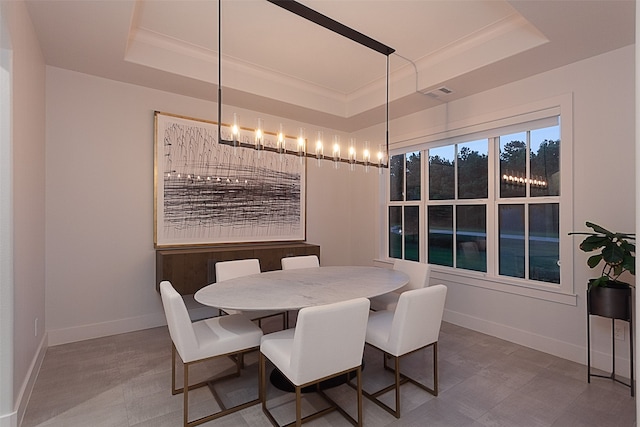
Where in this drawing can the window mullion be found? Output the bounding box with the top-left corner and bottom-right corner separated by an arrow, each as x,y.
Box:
454,144 -> 459,200
421,149 -> 427,262
401,206 -> 405,259
402,155 -> 407,259
453,145 -> 458,268
487,136 -> 497,276
403,154 -> 408,202
524,202 -> 530,280
525,130 -> 531,198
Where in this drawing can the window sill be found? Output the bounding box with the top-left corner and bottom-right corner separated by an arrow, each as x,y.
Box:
373,258 -> 576,305
429,266 -> 577,306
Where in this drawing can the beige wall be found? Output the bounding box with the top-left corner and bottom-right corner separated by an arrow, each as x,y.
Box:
4,11 -> 635,422
382,45 -> 635,375
44,67 -> 379,345
2,0 -> 47,424
635,0 -> 639,419
42,45 -> 636,379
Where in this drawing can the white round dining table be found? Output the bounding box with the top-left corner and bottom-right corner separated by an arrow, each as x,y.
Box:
194,265 -> 409,311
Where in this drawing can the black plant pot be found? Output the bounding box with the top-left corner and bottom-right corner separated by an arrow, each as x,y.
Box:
587,280 -> 632,320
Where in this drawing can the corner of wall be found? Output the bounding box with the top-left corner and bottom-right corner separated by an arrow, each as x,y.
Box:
15,333 -> 47,427
47,313 -> 166,346
0,411 -> 17,427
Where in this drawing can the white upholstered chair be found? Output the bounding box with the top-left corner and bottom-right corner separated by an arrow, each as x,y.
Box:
280,255 -> 319,328
281,254 -> 320,270
259,298 -> 370,427
159,281 -> 263,427
215,259 -> 287,330
369,259 -> 430,311
362,284 -> 447,418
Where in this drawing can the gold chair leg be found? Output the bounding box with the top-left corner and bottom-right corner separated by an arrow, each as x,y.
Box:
261,356 -> 362,427
356,367 -> 363,426
433,342 -> 438,396
171,344 -> 178,395
173,347 -> 261,427
394,355 -> 401,417
360,343 -> 439,419
183,363 -> 190,427
295,386 -> 303,427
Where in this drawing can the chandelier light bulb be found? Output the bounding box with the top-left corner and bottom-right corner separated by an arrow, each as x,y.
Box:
332,135 -> 341,169
377,145 -> 385,174
316,130 -> 324,167
296,127 -> 305,165
348,138 -> 356,171
363,141 -> 371,172
277,123 -> 285,155
232,113 -> 239,147
297,127 -> 306,156
255,118 -> 264,152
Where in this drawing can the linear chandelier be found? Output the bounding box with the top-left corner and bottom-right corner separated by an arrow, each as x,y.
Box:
501,172 -> 548,189
216,0 -> 394,170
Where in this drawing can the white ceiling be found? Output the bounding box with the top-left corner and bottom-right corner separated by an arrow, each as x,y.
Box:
25,0 -> 635,132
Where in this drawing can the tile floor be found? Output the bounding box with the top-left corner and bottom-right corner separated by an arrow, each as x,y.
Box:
22,319 -> 636,426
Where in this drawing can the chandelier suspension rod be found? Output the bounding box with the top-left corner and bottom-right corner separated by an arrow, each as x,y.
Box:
386,55 -> 389,160
217,0 -> 222,146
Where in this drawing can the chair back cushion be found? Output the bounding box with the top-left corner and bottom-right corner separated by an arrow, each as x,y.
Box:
394,259 -> 430,293
281,255 -> 320,270
160,281 -> 198,360
290,298 -> 370,385
215,258 -> 260,282
388,284 -> 447,355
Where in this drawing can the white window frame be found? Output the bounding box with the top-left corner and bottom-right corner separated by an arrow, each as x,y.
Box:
382,94 -> 575,305
386,151 -> 423,261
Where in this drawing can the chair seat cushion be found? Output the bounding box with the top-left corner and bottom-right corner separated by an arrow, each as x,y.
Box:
184,314 -> 262,363
365,310 -> 395,354
369,292 -> 400,312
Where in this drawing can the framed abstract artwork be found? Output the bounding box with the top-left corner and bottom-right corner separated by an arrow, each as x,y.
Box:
154,111 -> 305,247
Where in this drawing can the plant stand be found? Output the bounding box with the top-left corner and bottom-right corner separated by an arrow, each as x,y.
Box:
586,286 -> 634,396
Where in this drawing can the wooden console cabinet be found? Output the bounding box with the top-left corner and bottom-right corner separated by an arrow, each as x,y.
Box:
156,242 -> 320,295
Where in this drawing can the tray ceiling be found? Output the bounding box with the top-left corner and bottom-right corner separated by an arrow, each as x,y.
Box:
25,0 -> 635,131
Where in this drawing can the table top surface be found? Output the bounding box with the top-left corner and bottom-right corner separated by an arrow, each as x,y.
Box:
194,266 -> 409,311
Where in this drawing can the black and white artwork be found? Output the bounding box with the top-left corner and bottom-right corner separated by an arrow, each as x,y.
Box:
154,112 -> 305,247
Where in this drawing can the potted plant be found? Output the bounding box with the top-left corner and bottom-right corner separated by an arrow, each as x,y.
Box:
569,221 -> 635,319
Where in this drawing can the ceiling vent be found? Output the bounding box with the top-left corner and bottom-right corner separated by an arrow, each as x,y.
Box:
419,86 -> 454,98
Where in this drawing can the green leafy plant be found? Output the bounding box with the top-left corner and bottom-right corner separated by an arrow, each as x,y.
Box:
569,222 -> 635,288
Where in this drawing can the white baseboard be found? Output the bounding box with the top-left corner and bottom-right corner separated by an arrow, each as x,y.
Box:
46,300 -> 217,346
13,333 -> 46,427
0,411 -> 17,427
443,308 -> 632,379
21,305 -> 216,426
47,312 -> 167,346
